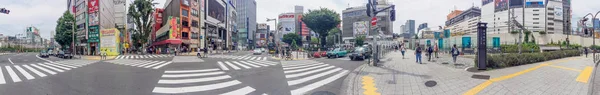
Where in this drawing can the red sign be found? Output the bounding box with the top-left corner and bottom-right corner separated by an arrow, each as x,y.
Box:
279,14 -> 294,19
88,0 -> 99,12
371,17 -> 377,26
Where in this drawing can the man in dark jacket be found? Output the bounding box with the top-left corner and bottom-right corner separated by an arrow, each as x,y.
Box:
427,45 -> 433,61
415,45 -> 423,64
451,44 -> 460,64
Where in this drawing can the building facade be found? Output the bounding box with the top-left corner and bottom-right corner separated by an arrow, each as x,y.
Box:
445,7 -> 481,35
235,0 -> 257,50
341,2 -> 394,43
404,20 -> 415,38
418,23 -> 428,32
256,23 -> 269,47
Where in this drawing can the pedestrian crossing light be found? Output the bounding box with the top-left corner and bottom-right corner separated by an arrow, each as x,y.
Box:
0,8 -> 9,14
390,9 -> 396,21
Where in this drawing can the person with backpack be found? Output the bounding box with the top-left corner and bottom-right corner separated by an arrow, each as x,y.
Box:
415,45 -> 423,64
427,45 -> 433,61
451,44 -> 460,64
401,43 -> 406,59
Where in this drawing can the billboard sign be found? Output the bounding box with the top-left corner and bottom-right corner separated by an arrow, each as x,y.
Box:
353,21 -> 368,37
482,0 -> 493,5
554,7 -> 563,20
208,0 -> 224,22
100,28 -> 120,56
509,0 -> 523,7
88,0 -> 99,12
168,16 -> 180,39
279,13 -> 296,35
494,0 -> 508,12
258,23 -> 268,29
89,12 -> 99,26
526,0 -> 544,7
88,26 -> 100,42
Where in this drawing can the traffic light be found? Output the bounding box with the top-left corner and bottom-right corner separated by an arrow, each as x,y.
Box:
0,8 -> 9,14
390,9 -> 396,21
585,28 -> 589,35
366,3 -> 372,17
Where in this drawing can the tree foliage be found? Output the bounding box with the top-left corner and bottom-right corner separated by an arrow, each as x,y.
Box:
310,37 -> 319,44
282,33 -> 302,46
355,36 -> 366,46
54,11 -> 75,49
301,8 -> 341,48
128,0 -> 157,48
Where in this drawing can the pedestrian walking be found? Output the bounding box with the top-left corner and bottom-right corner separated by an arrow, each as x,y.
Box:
434,44 -> 439,58
415,45 -> 423,64
451,44 -> 460,64
427,45 -> 433,61
401,44 -> 406,59
585,47 -> 589,58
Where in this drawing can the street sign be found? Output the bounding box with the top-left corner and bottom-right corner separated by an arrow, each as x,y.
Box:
371,17 -> 377,26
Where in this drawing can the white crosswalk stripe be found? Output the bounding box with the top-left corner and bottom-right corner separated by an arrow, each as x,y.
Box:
152,69 -> 256,94
106,59 -> 173,69
0,67 -> 4,84
208,55 -> 269,61
0,60 -> 98,85
14,65 -> 34,80
217,60 -> 278,71
114,54 -> 173,59
281,60 -> 350,95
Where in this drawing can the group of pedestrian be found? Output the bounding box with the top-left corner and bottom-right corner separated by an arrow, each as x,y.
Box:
414,44 -> 460,64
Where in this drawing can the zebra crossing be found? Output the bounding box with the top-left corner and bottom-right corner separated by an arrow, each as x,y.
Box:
105,59 -> 173,69
281,60 -> 350,95
208,55 -> 269,60
114,54 -> 173,59
217,60 -> 278,71
152,68 -> 257,94
0,60 -> 98,84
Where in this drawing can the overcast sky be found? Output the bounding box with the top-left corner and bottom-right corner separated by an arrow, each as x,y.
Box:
0,0 -> 598,39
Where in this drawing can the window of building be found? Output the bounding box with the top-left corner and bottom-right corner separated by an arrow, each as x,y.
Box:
547,8 -> 554,10
548,13 -> 554,15
533,18 -> 539,20
533,14 -> 539,16
548,18 -> 554,20
182,9 -> 189,17
548,27 -> 554,30
182,32 -> 189,38
533,9 -> 539,11
533,26 -> 540,28
192,20 -> 199,27
191,9 -> 198,17
533,22 -> 539,24
548,23 -> 554,25
191,33 -> 198,39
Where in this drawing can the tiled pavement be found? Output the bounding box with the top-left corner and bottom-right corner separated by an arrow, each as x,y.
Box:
342,50 -> 594,95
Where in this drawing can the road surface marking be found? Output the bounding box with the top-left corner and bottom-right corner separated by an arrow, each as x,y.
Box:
144,61 -> 166,68
161,71 -> 225,78
152,61 -> 173,69
30,64 -> 56,75
14,65 -> 34,80
42,62 -> 71,70
463,57 -> 579,95
152,80 -> 241,94
287,68 -> 342,86
245,61 -> 269,67
158,75 -> 230,84
262,57 -> 268,60
0,67 -> 5,84
239,61 -> 260,68
547,65 -> 581,72
22,65 -> 46,77
164,69 -> 220,73
360,76 -> 380,95
218,61 -> 229,70
37,63 -> 64,72
285,64 -> 330,74
254,60 -> 277,65
576,66 -> 593,83
286,66 -> 336,79
290,70 -> 349,95
8,58 -> 14,64
220,86 -> 256,95
224,61 -> 241,70
5,66 -> 21,82
130,60 -> 153,67
137,61 -> 160,67
283,63 -> 322,70
51,62 -> 77,69
232,61 -> 251,69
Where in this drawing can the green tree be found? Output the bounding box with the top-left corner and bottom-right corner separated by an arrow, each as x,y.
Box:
326,35 -> 335,47
310,37 -> 319,44
128,0 -> 157,52
328,28 -> 341,44
54,11 -> 75,49
301,8 -> 341,48
282,33 -> 302,46
355,36 -> 365,46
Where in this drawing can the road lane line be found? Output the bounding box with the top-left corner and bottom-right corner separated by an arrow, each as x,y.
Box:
576,66 -> 593,83
22,65 -> 46,77
253,60 -> 277,65
283,63 -> 321,70
5,66 -> 21,82
218,61 -> 229,70
284,64 -> 330,74
37,63 -> 64,72
246,61 -> 270,66
0,67 -> 5,84
152,80 -> 241,94
51,62 -> 78,68
137,61 -> 160,67
262,57 -> 267,60
290,70 -> 349,95
286,66 -> 336,79
30,64 -> 56,75
287,68 -> 343,86
164,69 -> 220,73
239,61 -> 260,68
224,61 -> 241,70
8,58 -> 14,64
14,65 -> 34,80
41,62 -> 71,71
161,71 -> 225,78
158,75 -> 231,84
220,86 -> 256,95
130,60 -> 153,67
232,61 -> 251,69
152,61 -> 173,69
143,61 -> 165,68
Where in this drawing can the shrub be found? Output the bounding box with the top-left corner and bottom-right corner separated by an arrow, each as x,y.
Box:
474,50 -> 581,69
500,43 -> 540,53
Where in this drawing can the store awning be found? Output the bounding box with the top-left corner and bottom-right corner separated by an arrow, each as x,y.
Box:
152,39 -> 182,46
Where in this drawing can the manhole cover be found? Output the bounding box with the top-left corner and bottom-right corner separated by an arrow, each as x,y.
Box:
471,74 -> 490,80
311,91 -> 335,95
424,80 -> 437,87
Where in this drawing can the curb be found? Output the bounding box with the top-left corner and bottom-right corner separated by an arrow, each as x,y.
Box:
340,63 -> 369,95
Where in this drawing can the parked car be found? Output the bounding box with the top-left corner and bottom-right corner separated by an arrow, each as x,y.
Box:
57,51 -> 65,58
253,48 -> 262,55
63,51 -> 73,59
349,47 -> 370,61
326,48 -> 348,58
313,51 -> 322,58
48,50 -> 54,56
260,48 -> 266,53
39,50 -> 49,58
320,51 -> 327,57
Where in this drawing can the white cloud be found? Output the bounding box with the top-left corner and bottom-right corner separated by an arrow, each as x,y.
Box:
0,0 -> 67,39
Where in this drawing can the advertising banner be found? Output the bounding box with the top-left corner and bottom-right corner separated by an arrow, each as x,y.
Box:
353,21 -> 368,37
100,28 -> 120,56
494,0 -> 508,12
89,12 -> 99,26
88,0 -> 98,12
208,0 -> 224,22
168,16 -> 180,39
279,13 -> 296,35
88,26 -> 100,42
482,0 -> 493,5
258,23 -> 268,29
526,0 -> 544,7
554,7 -> 563,20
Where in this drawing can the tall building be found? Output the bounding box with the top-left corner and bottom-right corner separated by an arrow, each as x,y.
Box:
189,0 -> 201,52
203,0 -> 232,51
114,0 -> 126,31
405,20 -> 415,37
418,23 -> 428,31
73,0 -> 87,54
226,0 -> 237,50
341,1 -> 394,43
85,0 -> 116,55
152,0 -> 192,52
445,7 -> 481,35
235,0 -> 257,50
480,0 -> 571,34
256,23 -> 269,47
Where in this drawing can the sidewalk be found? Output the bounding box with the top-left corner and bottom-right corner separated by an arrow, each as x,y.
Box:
342,50 -> 594,95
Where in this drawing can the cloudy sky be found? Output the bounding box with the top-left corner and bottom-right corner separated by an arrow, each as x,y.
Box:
1,0 -> 599,39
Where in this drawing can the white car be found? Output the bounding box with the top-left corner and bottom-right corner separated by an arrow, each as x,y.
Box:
259,48 -> 266,52
253,49 -> 262,55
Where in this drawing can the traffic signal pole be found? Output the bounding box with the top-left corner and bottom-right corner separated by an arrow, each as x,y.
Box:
366,0 -> 395,66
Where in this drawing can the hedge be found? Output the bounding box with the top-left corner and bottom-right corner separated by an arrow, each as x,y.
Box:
500,43 -> 540,53
475,50 -> 581,68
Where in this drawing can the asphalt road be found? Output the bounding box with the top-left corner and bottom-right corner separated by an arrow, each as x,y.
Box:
0,53 -> 67,66
0,51 -> 365,95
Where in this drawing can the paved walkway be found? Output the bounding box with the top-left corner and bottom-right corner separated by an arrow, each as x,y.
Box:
342,50 -> 594,95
